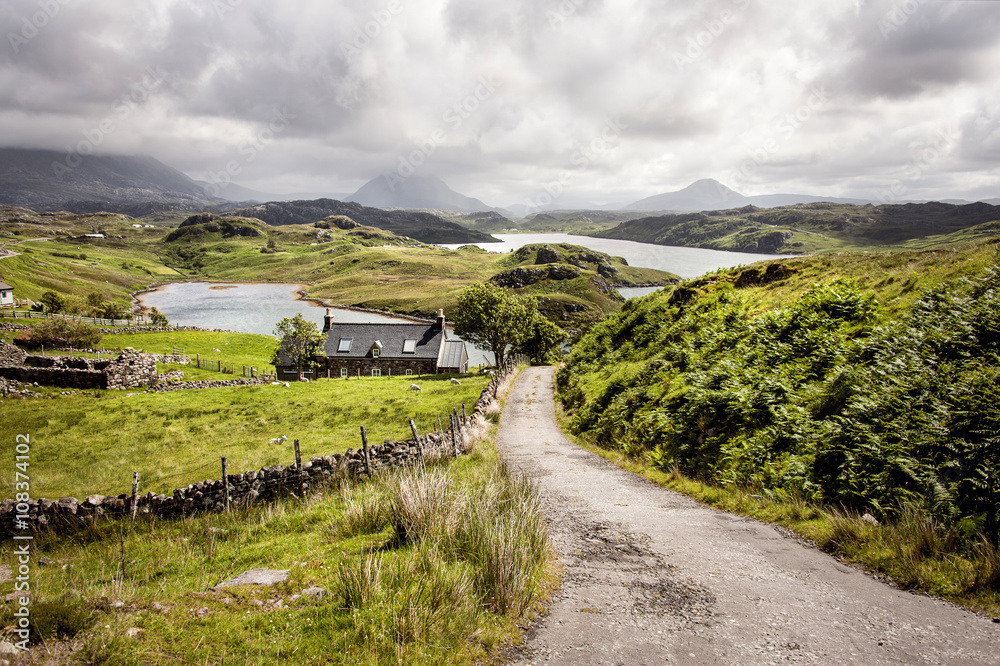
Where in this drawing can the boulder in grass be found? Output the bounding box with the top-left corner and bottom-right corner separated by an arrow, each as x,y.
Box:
211,568 -> 290,591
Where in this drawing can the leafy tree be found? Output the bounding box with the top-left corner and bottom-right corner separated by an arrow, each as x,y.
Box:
518,315 -> 567,365
272,313 -> 325,380
98,299 -> 131,320
39,290 -> 67,314
147,307 -> 169,326
453,282 -> 536,369
15,319 -> 102,349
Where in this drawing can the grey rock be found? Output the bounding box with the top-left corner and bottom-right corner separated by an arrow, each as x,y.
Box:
212,568 -> 290,591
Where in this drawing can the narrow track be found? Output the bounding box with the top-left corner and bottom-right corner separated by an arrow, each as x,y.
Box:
499,366 -> 1000,666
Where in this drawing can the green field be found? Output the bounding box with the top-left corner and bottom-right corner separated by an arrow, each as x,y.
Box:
0,405 -> 555,664
1,373 -> 488,500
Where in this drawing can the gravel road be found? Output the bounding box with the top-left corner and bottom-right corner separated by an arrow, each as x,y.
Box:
498,366 -> 1000,665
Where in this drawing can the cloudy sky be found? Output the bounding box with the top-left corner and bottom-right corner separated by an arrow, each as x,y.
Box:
1,0 -> 998,207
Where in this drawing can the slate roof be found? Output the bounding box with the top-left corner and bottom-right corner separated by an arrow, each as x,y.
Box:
323,322 -> 444,360
0,283 -> 12,290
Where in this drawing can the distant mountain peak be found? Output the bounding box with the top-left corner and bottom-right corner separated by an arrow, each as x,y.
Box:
626,178 -> 877,212
346,173 -> 500,214
626,178 -> 749,212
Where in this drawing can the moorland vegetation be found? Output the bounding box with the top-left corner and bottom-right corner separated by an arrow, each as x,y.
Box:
556,237 -> 1000,611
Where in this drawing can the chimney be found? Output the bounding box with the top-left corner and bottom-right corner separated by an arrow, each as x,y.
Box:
324,308 -> 334,331
436,308 -> 446,329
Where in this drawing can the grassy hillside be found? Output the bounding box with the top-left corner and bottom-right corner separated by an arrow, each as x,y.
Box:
0,207 -> 678,325
223,199 -> 499,244
490,243 -> 679,328
513,210 -> 650,234
0,358 -> 554,663
556,237 -> 1000,611
593,201 -> 1000,254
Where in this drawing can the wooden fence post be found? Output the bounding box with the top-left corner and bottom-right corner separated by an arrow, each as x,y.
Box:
450,414 -> 460,457
130,472 -> 139,523
360,426 -> 372,476
222,457 -> 230,513
294,439 -> 302,470
409,418 -> 424,462
462,403 -> 467,425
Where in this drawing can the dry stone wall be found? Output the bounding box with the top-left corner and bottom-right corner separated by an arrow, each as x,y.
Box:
0,348 -> 157,390
0,359 -> 522,540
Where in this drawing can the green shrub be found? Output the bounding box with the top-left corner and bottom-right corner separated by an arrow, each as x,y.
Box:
14,318 -> 103,349
559,268 -> 1000,542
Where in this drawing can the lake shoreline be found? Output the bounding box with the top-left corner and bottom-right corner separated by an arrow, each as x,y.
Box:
132,280 -> 429,324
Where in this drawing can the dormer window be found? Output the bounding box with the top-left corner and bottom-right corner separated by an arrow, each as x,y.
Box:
371,340 -> 383,358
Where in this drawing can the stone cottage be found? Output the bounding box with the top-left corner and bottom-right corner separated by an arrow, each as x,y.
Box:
275,309 -> 469,380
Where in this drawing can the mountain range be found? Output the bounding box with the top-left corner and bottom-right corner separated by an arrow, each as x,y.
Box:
0,148 -> 996,217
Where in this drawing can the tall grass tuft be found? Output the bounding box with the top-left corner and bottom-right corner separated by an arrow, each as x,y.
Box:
390,466 -> 463,545
824,507 -> 866,551
973,536 -> 1000,590
337,549 -> 384,609
382,456 -> 553,618
329,481 -> 390,538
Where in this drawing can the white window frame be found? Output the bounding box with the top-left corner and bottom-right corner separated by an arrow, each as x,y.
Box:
371,368 -> 382,377
340,368 -> 348,378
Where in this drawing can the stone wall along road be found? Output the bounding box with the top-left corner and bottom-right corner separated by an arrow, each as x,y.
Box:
498,366 -> 1000,666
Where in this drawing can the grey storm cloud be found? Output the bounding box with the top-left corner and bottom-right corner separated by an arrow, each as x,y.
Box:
0,0 -> 997,205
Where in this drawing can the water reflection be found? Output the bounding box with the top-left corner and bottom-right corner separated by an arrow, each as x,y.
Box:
136,282 -> 405,336
445,233 -> 783,280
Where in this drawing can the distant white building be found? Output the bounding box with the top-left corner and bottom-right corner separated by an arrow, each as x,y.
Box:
0,282 -> 13,307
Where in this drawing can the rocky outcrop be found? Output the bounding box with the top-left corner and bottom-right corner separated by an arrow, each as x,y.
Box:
490,264 -> 582,289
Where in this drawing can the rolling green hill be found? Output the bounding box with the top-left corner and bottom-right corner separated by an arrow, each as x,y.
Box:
223,198 -> 499,244
0,209 -> 677,326
592,201 -> 1000,254
556,236 -> 1000,606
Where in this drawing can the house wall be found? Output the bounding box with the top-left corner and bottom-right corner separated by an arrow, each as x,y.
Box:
278,356 -> 438,380
0,290 -> 12,306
